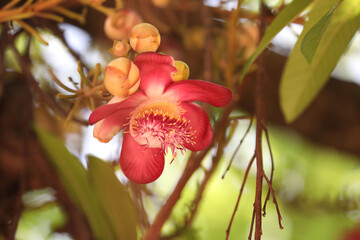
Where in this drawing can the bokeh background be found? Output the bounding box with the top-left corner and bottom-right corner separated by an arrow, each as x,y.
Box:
1,0 -> 360,239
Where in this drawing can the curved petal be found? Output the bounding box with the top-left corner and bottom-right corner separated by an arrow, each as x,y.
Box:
120,131 -> 165,184
180,102 -> 213,151
93,107 -> 133,143
89,91 -> 147,125
133,52 -> 177,98
163,80 -> 232,107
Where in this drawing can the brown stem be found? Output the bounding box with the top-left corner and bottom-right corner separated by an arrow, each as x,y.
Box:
225,154 -> 255,240
248,208 -> 256,240
263,173 -> 283,229
254,117 -> 264,240
262,126 -> 275,216
253,2 -> 268,239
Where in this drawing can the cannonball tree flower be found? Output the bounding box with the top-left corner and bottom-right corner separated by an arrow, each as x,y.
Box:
89,52 -> 232,184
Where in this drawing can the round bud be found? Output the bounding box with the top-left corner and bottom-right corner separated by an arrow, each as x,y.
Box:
104,9 -> 143,41
172,60 -> 189,81
104,57 -> 140,97
109,40 -> 131,57
130,23 -> 161,53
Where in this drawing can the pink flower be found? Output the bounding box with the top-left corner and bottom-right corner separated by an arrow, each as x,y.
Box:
89,53 -> 232,184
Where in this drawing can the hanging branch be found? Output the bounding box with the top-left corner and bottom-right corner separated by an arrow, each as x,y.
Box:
262,173 -> 283,229
248,208 -> 256,240
251,2 -> 283,239
254,109 -> 265,240
262,126 -> 275,216
225,153 -> 255,240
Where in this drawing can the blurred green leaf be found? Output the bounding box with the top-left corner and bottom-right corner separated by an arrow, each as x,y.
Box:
87,156 -> 138,240
300,4 -> 337,64
280,0 -> 360,122
35,127 -> 114,240
239,0 -> 314,82
15,203 -> 66,240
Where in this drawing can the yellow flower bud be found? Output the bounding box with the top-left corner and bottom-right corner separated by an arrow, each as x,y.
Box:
130,23 -> 161,53
172,60 -> 190,81
104,57 -> 140,97
104,9 -> 143,41
109,40 -> 131,57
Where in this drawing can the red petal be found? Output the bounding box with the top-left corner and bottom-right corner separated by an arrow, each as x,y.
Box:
88,91 -> 147,125
93,106 -> 133,143
133,52 -> 177,98
180,102 -> 213,151
120,131 -> 165,184
163,80 -> 232,107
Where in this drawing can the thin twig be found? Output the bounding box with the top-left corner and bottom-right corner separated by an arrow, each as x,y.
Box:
228,115 -> 252,121
2,0 -> 21,10
34,12 -> 64,22
248,208 -> 256,240
262,126 -> 275,216
15,20 -> 48,45
53,6 -> 86,24
11,45 -> 88,126
225,154 -> 255,240
262,173 -> 283,230
49,69 -> 77,93
222,116 -> 253,179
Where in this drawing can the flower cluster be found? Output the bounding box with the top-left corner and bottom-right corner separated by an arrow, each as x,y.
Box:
89,21 -> 232,184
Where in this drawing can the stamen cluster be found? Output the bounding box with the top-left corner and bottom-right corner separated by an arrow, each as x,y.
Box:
130,107 -> 196,156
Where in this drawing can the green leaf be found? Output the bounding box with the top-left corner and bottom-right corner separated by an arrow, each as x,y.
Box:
87,156 -> 138,240
300,4 -> 338,64
239,0 -> 314,82
35,127 -> 115,240
280,0 -> 360,122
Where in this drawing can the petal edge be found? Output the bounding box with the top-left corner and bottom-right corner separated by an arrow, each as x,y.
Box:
163,80 -> 232,107
120,131 -> 165,184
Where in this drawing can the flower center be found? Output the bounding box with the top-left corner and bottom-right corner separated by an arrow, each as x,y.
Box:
129,100 -> 196,156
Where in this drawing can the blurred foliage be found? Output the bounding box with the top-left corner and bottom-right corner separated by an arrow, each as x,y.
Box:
36,127 -> 138,240
20,123 -> 360,240
280,0 -> 360,122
